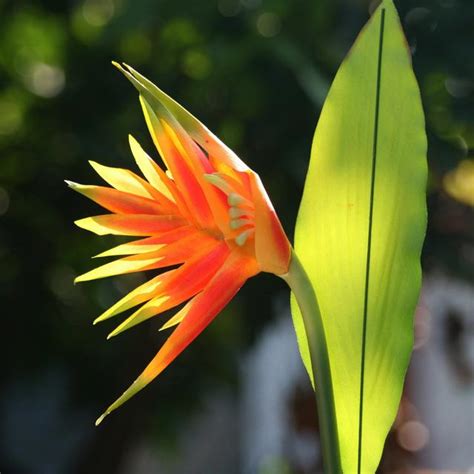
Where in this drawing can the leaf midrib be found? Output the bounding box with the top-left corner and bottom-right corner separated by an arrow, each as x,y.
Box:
357,7 -> 386,474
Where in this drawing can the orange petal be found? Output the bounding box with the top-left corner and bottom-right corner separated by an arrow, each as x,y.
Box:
93,273 -> 167,324
113,64 -> 236,235
140,97 -> 215,230
89,161 -> 163,202
248,172 -> 291,275
66,182 -> 170,215
128,135 -> 176,204
158,298 -> 194,331
129,141 -> 194,223
94,225 -> 197,258
75,214 -> 187,236
95,251 -> 258,425
159,118 -> 234,235
75,253 -> 165,283
107,241 -> 230,338
77,228 -> 219,282
115,62 -> 250,173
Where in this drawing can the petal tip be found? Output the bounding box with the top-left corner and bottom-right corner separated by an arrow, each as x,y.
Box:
95,413 -> 107,426
88,161 -> 102,174
65,179 -> 79,188
106,330 -> 118,340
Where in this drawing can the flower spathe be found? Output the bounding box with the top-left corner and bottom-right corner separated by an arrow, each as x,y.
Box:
69,63 -> 291,425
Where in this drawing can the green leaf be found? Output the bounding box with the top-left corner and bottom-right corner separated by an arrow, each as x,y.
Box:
292,1 -> 427,472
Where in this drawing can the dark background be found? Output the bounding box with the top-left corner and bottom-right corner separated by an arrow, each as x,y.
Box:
0,0 -> 472,473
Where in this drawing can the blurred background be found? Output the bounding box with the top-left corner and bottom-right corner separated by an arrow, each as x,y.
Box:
0,0 -> 472,472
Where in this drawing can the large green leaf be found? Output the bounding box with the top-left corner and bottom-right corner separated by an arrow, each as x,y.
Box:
292,0 -> 427,472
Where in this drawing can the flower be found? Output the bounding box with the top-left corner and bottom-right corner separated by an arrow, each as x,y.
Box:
68,63 -> 291,425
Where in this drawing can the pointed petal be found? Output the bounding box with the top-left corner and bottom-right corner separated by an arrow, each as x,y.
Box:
140,97 -> 215,230
95,251 -> 258,425
78,229 -> 219,283
89,161 -> 162,201
94,274 -> 167,324
75,254 -> 163,283
93,225 -> 197,258
67,182 -> 170,215
159,118 -> 233,234
93,242 -> 164,259
74,214 -> 187,236
113,64 -> 233,235
128,135 -> 176,204
113,63 -> 210,173
107,241 -> 230,337
159,299 -> 194,331
114,62 -> 249,172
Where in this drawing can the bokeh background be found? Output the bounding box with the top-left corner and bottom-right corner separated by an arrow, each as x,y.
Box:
0,0 -> 473,473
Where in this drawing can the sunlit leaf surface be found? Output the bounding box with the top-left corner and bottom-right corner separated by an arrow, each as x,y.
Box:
292,0 -> 427,471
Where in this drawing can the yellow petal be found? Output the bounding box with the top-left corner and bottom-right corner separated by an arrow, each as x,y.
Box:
94,275 -> 165,324
128,135 -> 175,202
159,299 -> 194,331
74,214 -> 187,236
75,255 -> 164,283
89,161 -> 157,200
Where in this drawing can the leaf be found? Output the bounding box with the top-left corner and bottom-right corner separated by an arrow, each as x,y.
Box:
292,1 -> 427,472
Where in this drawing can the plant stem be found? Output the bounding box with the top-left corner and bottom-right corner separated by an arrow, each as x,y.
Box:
281,250 -> 342,473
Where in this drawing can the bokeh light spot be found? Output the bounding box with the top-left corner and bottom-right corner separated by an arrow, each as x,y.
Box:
24,63 -> 65,98
443,159 -> 474,207
256,12 -> 281,38
82,0 -> 115,27
182,50 -> 212,80
445,77 -> 473,99
397,421 -> 430,452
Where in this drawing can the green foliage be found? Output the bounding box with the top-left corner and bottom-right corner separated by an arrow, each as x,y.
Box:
292,1 -> 427,472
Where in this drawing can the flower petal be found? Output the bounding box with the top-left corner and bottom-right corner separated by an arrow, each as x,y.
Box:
89,161 -> 162,201
128,134 -> 176,204
140,97 -> 216,230
130,135 -> 194,222
113,64 -> 239,236
74,214 -> 187,236
94,274 -> 167,324
66,182 -> 170,215
95,251 -> 258,425
75,254 -> 165,283
93,225 -> 197,258
77,229 -> 219,283
114,62 -> 249,173
158,298 -> 194,331
107,241 -> 230,338
248,172 -> 291,275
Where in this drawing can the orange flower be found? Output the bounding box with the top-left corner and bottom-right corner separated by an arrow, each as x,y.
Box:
68,63 -> 291,424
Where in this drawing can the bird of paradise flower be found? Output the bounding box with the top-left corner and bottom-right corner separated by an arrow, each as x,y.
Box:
68,63 -> 292,425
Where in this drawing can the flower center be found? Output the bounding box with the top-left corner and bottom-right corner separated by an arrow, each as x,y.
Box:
204,173 -> 255,246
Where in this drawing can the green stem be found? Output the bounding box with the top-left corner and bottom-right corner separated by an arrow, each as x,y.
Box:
281,250 -> 342,473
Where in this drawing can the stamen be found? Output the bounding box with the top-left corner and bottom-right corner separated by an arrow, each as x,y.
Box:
229,207 -> 254,219
203,174 -> 233,194
228,193 -> 252,208
230,218 -> 253,230
235,229 -> 254,246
